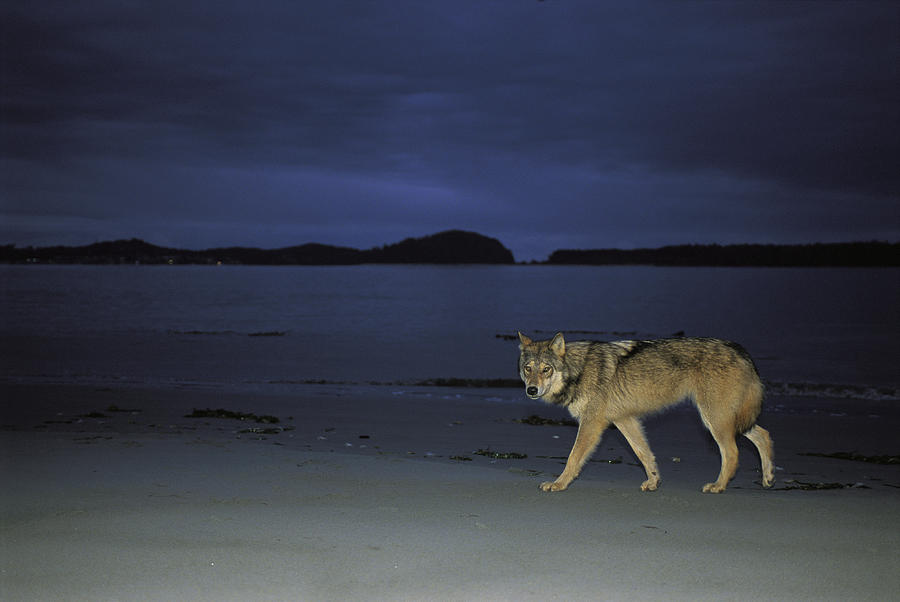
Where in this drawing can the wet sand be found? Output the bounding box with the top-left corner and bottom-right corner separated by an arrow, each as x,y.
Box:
2,382 -> 898,600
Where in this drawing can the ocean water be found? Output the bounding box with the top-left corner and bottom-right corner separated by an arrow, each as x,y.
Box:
1,264 -> 898,399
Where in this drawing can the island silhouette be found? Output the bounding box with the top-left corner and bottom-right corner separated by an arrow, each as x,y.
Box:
2,231 -> 897,266
1,230 -> 515,265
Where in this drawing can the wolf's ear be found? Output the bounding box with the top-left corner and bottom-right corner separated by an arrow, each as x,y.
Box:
517,331 -> 532,349
550,332 -> 566,356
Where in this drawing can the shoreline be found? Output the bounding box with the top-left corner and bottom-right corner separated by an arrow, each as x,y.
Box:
2,382 -> 899,600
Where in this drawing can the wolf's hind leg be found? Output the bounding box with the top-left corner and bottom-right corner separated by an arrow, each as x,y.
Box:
703,424 -> 739,493
744,424 -> 774,488
614,416 -> 660,491
541,419 -> 607,492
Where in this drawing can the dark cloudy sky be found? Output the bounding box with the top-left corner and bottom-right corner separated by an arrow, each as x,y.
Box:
2,1 -> 898,261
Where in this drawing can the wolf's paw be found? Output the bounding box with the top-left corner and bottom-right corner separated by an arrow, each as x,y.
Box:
761,475 -> 774,489
540,480 -> 568,492
702,482 -> 726,494
640,479 -> 659,492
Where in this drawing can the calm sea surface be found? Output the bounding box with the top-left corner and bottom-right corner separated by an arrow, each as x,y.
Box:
1,265 -> 897,398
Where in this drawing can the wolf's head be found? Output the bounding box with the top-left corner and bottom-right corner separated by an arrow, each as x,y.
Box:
518,332 -> 567,400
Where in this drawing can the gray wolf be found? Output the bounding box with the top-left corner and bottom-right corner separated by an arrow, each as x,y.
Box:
517,332 -> 774,493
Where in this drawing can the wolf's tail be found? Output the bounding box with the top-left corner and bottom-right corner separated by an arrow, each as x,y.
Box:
735,377 -> 765,435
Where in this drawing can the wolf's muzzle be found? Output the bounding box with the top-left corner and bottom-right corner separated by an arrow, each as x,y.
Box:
526,385 -> 539,398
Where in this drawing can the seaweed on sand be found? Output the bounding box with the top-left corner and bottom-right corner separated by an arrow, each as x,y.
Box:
515,414 -> 577,427
777,479 -> 870,491
185,408 -> 280,424
473,448 -> 527,459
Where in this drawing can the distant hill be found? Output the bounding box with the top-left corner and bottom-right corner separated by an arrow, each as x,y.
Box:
368,230 -> 514,264
546,242 -> 900,267
0,230 -> 515,265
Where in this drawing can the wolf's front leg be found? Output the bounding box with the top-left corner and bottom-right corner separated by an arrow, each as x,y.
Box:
613,416 -> 660,492
540,419 -> 607,492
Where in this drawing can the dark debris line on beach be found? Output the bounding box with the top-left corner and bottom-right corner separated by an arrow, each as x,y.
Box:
776,480 -> 871,491
184,408 -> 280,424
515,414 -> 577,427
798,451 -> 900,465
473,448 -> 528,460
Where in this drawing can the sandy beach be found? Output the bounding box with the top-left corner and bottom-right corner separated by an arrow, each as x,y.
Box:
1,381 -> 897,601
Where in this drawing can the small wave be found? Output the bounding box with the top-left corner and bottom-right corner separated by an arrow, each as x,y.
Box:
388,377 -> 900,401
266,377 -> 521,388
407,377 -> 521,388
496,329 -> 679,341
167,330 -> 287,337
399,377 -> 900,400
5,372 -> 896,402
765,381 -> 900,401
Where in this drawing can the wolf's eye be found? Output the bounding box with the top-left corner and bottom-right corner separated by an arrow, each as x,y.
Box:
541,365 -> 553,375
523,365 -> 532,374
